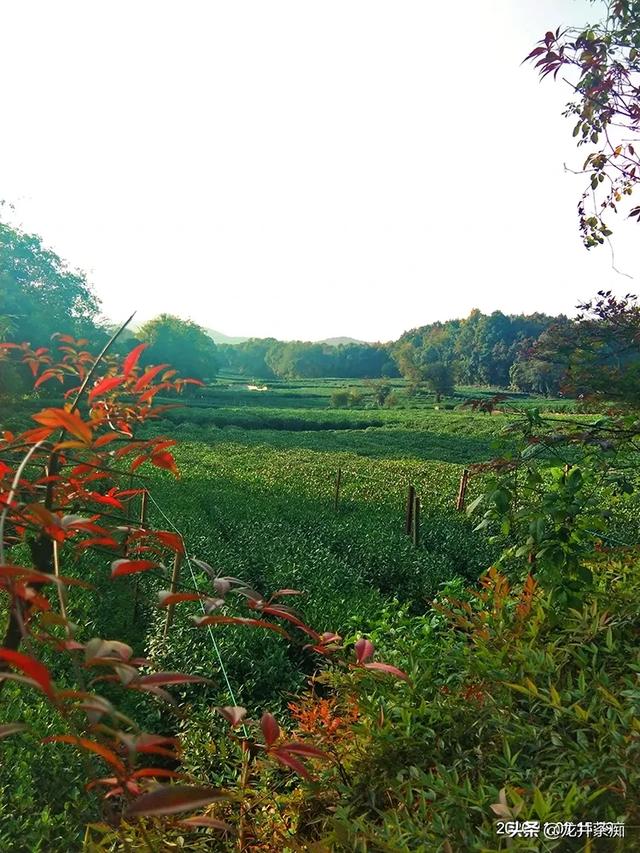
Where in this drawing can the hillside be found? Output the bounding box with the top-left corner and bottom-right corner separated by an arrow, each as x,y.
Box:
206,329 -> 366,347
204,327 -> 250,345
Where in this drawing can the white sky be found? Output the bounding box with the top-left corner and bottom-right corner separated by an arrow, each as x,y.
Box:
1,0 -> 637,342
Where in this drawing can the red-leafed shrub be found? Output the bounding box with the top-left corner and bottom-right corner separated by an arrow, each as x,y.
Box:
0,333 -> 407,850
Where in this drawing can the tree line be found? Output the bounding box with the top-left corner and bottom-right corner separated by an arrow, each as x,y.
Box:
2,215 -> 632,399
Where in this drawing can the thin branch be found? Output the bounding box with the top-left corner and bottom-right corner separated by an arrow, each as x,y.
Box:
605,233 -> 635,278
69,312 -> 136,415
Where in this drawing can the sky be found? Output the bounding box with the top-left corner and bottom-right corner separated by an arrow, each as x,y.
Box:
1,0 -> 638,343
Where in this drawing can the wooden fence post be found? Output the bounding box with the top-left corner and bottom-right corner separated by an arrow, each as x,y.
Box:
412,495 -> 420,547
405,485 -> 416,535
334,468 -> 342,511
163,551 -> 183,638
456,469 -> 470,512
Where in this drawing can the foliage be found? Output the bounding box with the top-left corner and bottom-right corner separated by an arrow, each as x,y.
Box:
1,312 -> 638,851
0,217 -> 100,346
218,310 -> 570,390
137,314 -> 219,382
423,361 -> 455,402
394,310 -> 560,390
301,563 -> 640,850
330,388 -> 364,409
219,338 -> 398,381
526,0 -> 640,246
0,335 -> 411,850
514,291 -> 640,406
137,314 -> 218,379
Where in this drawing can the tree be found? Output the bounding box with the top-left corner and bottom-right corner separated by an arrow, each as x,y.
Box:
423,361 -> 455,402
138,314 -> 219,382
509,348 -> 565,396
221,338 -> 279,379
367,380 -> 393,407
393,343 -> 454,401
395,311 -> 559,390
526,2 -> 640,247
0,218 -> 100,343
393,341 -> 425,393
511,292 -> 640,404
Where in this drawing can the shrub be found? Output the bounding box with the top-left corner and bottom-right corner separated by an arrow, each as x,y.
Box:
268,564 -> 640,850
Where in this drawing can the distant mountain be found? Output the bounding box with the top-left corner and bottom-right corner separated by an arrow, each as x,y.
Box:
110,320 -> 368,347
205,328 -> 250,345
205,329 -> 367,347
318,336 -> 366,346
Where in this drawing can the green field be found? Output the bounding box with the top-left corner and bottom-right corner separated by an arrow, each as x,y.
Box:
4,378 -> 635,851
126,381 -> 563,708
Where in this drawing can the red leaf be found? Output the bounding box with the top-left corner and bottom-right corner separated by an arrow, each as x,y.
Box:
125,785 -> 233,817
177,377 -> 205,387
88,375 -> 124,401
75,536 -> 120,550
150,451 -> 179,476
153,531 -> 185,553
260,712 -> 279,747
121,733 -> 181,760
32,408 -> 93,443
523,46 -> 546,62
193,615 -> 291,639
158,591 -> 203,607
131,768 -> 186,781
0,649 -> 55,699
269,747 -> 311,778
362,662 -> 410,681
85,491 -> 125,510
259,607 -> 320,639
133,364 -> 170,393
44,735 -> 126,773
111,559 -> 159,577
85,776 -> 118,791
123,343 -> 148,378
0,565 -> 61,584
139,382 -> 172,404
270,589 -> 303,598
20,426 -> 54,443
84,640 -> 134,662
279,741 -> 328,759
34,369 -> 63,389
92,433 -> 122,449
130,454 -> 149,472
354,638 -> 375,664
134,672 -> 213,687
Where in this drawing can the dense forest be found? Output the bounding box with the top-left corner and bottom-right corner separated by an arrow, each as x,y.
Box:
0,215 -> 589,400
